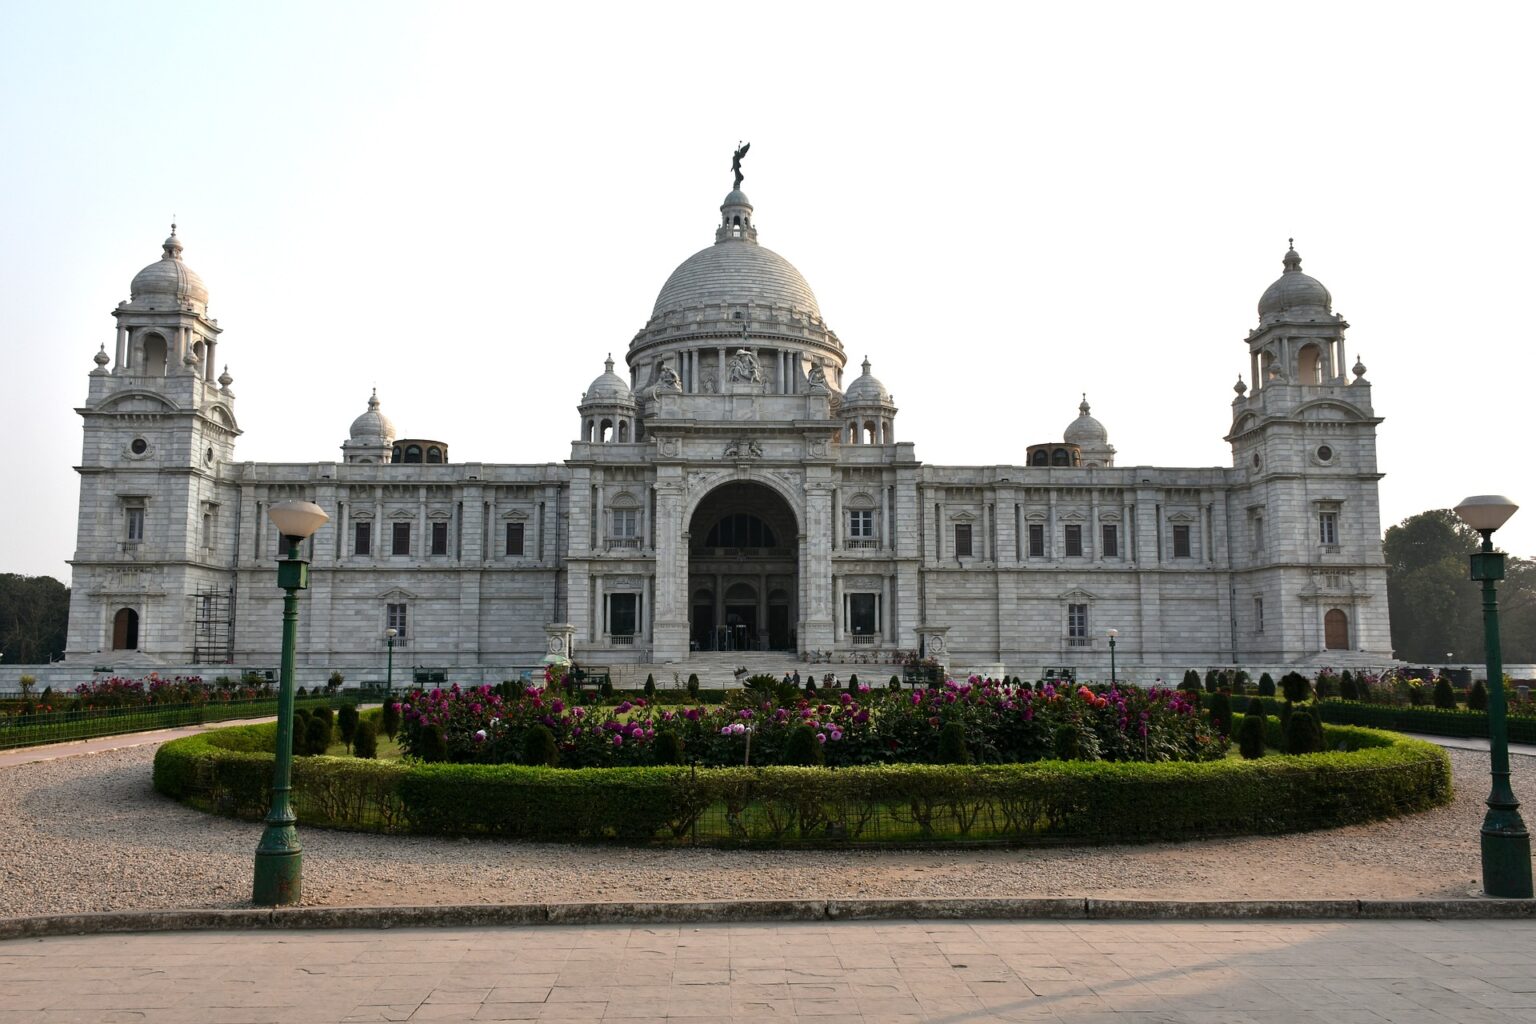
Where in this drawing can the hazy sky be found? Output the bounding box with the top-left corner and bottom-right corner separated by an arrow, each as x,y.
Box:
3,1 -> 1534,583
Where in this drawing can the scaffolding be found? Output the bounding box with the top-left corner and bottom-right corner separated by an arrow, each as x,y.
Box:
193,584 -> 235,664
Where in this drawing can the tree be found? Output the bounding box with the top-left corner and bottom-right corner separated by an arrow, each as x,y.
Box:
0,574 -> 70,665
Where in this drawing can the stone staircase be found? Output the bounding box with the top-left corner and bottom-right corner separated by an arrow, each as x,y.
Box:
599,653 -> 908,691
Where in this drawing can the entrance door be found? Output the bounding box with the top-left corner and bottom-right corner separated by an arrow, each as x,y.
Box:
112,608 -> 139,650
692,591 -> 715,650
1324,609 -> 1349,650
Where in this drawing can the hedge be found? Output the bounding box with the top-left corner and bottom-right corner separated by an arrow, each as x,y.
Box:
154,721 -> 1452,848
1,695 -> 345,751
1241,698 -> 1536,744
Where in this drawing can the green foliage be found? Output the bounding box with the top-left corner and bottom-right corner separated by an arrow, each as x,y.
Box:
937,721 -> 971,765
782,724 -> 824,766
687,674 -> 700,699
1315,674 -> 1334,700
1280,672 -> 1311,704
1237,714 -> 1267,759
522,724 -> 559,767
1285,710 -> 1322,755
292,709 -> 311,756
305,715 -> 332,755
1204,670 -> 1218,693
1433,677 -> 1457,710
418,724 -> 447,763
1207,691 -> 1233,737
313,705 -> 334,728
644,674 -> 656,699
1180,669 -> 1201,691
653,731 -> 684,765
1246,697 -> 1265,717
1469,680 -> 1489,711
337,705 -> 359,749
381,700 -> 401,740
352,719 -> 378,758
0,573 -> 70,665
1258,673 -> 1276,697
889,675 -> 901,690
848,674 -> 859,691
1278,700 -> 1292,747
599,678 -> 614,698
1340,673 -> 1359,701
328,670 -> 344,691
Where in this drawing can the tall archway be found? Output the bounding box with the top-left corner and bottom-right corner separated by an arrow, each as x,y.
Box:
1324,608 -> 1349,650
688,480 -> 798,651
112,608 -> 139,650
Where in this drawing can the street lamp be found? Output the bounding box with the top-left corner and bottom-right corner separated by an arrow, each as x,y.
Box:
1107,628 -> 1118,686
252,500 -> 329,906
1453,494 -> 1532,899
385,628 -> 397,696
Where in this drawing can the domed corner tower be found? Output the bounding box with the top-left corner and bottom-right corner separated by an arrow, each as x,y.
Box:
1225,242 -> 1390,667
69,225 -> 244,665
576,354 -> 639,445
341,389 -> 396,464
838,357 -> 898,445
1062,395 -> 1114,467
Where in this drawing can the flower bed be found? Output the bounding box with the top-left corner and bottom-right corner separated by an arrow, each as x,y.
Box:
154,718 -> 1452,847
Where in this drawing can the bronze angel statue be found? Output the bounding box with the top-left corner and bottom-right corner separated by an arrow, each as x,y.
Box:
731,142 -> 750,190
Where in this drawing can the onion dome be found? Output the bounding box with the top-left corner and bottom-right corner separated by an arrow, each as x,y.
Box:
1064,395 -> 1108,445
650,190 -> 821,318
842,357 -> 891,404
349,389 -> 396,445
582,355 -> 635,405
1258,241 -> 1332,324
129,224 -> 209,314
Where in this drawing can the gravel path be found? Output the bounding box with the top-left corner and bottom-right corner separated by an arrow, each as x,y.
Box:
1,743 -> 1529,917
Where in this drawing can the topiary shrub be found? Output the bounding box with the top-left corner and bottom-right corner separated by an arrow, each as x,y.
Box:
1340,674 -> 1359,701
292,709 -> 312,756
1052,722 -> 1083,761
1278,700 -> 1293,749
599,678 -> 614,698
522,724 -> 559,767
1433,677 -> 1456,710
1409,684 -> 1429,707
296,686 -> 308,697
1280,672 -> 1312,704
328,670 -> 344,692
1228,673 -> 1246,696
305,715 -> 331,755
1204,670 -> 1219,694
1181,669 -> 1201,692
644,674 -> 656,699
381,700 -> 401,740
1285,709 -> 1321,755
782,724 -> 824,766
848,674 -> 859,691
313,705 -> 335,729
654,731 -> 684,765
1258,673 -> 1276,697
938,721 -> 971,765
418,724 -> 447,763
1246,697 -> 1265,717
1468,680 -> 1489,711
1207,691 -> 1233,737
1237,714 -> 1267,759
337,705 -> 359,751
352,719 -> 378,759
687,673 -> 700,699
1315,674 -> 1335,700
805,678 -> 817,694
889,675 -> 901,690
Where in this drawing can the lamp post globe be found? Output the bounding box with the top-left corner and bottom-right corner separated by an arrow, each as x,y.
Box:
252,500 -> 328,906
1453,494 -> 1531,899
1107,628 -> 1119,686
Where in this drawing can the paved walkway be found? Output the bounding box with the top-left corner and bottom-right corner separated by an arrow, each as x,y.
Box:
0,718 -> 278,769
4,918 -> 1536,1023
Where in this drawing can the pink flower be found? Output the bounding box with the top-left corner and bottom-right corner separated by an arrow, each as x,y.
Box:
816,733 -> 827,744
612,734 -> 623,746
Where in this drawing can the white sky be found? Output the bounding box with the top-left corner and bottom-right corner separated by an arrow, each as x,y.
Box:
3,1 -> 1534,583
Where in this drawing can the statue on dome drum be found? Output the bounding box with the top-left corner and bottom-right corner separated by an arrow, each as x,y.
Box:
806,360 -> 829,393
729,348 -> 765,384
652,361 -> 682,397
731,141 -> 750,190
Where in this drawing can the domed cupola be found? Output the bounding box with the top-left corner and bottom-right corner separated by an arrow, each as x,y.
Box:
1258,241 -> 1333,326
129,224 -> 209,315
839,357 -> 898,445
1063,395 -> 1115,467
341,389 -> 396,463
578,355 -> 640,444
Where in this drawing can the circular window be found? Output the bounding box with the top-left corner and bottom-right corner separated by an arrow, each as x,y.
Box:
204,447 -> 215,465
130,438 -> 147,455
1316,445 -> 1334,462
1251,453 -> 1261,469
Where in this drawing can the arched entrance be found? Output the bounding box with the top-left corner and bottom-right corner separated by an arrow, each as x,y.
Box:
689,480 -> 798,651
1324,608 -> 1349,650
112,608 -> 139,650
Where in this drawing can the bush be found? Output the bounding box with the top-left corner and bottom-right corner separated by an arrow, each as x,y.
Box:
1238,714 -> 1267,759
1315,674 -> 1334,700
328,670 -> 344,692
1278,701 -> 1293,748
1409,685 -> 1429,707
292,709 -> 312,756
1285,710 -> 1322,755
1246,697 -> 1265,717
1258,673 -> 1276,697
1468,680 -> 1489,711
1340,674 -> 1359,701
1280,672 -> 1312,704
1180,670 -> 1201,692
687,674 -> 700,699
644,674 -> 656,699
1433,677 -> 1457,710
381,700 -> 401,740
599,678 -> 614,698
848,674 -> 859,691
522,724 -> 559,767
352,720 -> 378,759
1207,692 -> 1233,737
1234,670 -> 1251,692
938,722 -> 971,765
337,705 -> 359,749
418,724 -> 447,763
1204,670 -> 1218,694
654,731 -> 684,765
805,678 -> 817,693
305,715 -> 331,755
297,686 -> 308,697
313,705 -> 335,729
889,675 -> 901,690
782,724 -> 825,766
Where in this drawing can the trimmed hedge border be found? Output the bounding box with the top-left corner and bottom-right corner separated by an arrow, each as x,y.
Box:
1243,698 -> 1536,744
154,720 -> 1452,848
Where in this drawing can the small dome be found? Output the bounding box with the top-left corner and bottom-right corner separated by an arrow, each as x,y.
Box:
843,357 -> 890,404
1064,395 -> 1108,445
582,355 -> 635,405
1258,242 -> 1332,323
349,389 -> 395,443
129,225 -> 209,313
722,189 -> 752,209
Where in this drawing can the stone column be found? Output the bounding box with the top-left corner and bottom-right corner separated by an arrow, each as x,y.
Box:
205,339 -> 217,381
651,479 -> 689,661
799,480 -> 834,651
115,323 -> 127,372
832,574 -> 843,641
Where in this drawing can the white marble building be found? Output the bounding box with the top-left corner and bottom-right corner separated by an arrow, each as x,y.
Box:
63,176 -> 1392,685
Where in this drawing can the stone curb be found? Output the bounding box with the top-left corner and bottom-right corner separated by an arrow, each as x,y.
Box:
2,898 -> 1533,940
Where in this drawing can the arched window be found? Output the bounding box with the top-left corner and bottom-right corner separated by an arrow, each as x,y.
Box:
1031,450 -> 1049,466
404,445 -> 422,463
1051,448 -> 1071,466
705,513 -> 777,548
391,446 -> 402,463
1297,344 -> 1323,385
599,419 -> 613,443
617,421 -> 629,442
112,608 -> 139,650
140,333 -> 167,377
1324,609 -> 1349,650
426,447 -> 442,463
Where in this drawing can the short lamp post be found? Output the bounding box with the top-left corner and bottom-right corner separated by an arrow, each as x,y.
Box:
1107,628 -> 1118,686
252,500 -> 329,906
1453,494 -> 1533,899
385,628 -> 398,696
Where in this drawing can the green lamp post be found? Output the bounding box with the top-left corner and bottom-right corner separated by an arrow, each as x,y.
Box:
385,627 -> 397,696
252,500 -> 329,906
1107,628 -> 1118,686
1453,494 -> 1532,899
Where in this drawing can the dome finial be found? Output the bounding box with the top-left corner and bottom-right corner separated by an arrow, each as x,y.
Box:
1283,238 -> 1301,272
1234,375 -> 1248,396
1079,393 -> 1090,416
162,219 -> 184,259
604,353 -> 614,373
368,387 -> 380,410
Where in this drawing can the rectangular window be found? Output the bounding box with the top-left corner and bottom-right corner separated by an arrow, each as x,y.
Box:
1028,523 -> 1045,557
1064,524 -> 1083,557
392,521 -> 411,556
125,507 -> 145,543
505,522 -> 525,556
1068,602 -> 1088,639
386,602 -> 407,639
1319,511 -> 1338,546
848,509 -> 874,538
1101,523 -> 1119,557
612,508 -> 638,539
202,511 -> 213,550
1251,514 -> 1265,555
354,522 -> 372,556
430,521 -> 448,556
1172,524 -> 1192,558
1254,596 -> 1265,634
954,523 -> 973,558
608,593 -> 638,636
848,593 -> 878,635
